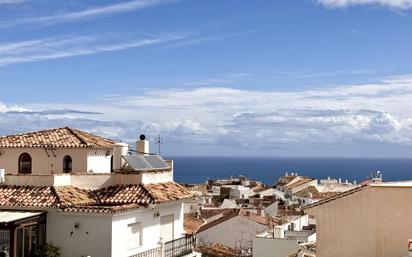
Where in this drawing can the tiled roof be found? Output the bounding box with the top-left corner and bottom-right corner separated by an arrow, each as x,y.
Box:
54,186 -> 97,207
0,182 -> 193,213
195,243 -> 237,257
303,185 -> 366,210
143,182 -> 194,203
0,185 -> 58,208
184,214 -> 205,235
0,127 -> 115,148
95,184 -> 153,205
286,178 -> 315,190
200,208 -> 235,219
293,186 -> 339,199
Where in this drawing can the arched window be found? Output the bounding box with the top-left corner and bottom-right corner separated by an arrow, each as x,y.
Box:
63,155 -> 72,173
18,153 -> 32,174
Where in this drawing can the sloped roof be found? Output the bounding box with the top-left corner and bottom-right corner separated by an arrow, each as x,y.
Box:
95,184 -> 153,205
303,185 -> 366,210
0,127 -> 115,148
196,208 -> 279,234
0,181 -> 193,213
0,185 -> 58,208
286,178 -> 315,190
144,182 -> 194,203
184,214 -> 205,235
294,186 -> 339,199
196,243 -> 237,257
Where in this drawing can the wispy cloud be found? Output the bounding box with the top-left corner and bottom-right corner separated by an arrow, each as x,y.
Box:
0,0 -> 176,28
2,74 -> 412,156
0,0 -> 24,4
0,32 -> 188,66
317,0 -> 412,9
272,69 -> 375,79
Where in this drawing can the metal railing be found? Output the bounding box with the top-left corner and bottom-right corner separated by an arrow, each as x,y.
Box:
164,235 -> 196,257
130,246 -> 162,257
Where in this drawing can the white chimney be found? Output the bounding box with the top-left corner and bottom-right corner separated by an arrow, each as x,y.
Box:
113,142 -> 129,171
137,134 -> 149,155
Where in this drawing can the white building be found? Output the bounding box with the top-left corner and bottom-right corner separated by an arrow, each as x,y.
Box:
252,215 -> 316,257
0,127 -> 195,257
195,209 -> 276,249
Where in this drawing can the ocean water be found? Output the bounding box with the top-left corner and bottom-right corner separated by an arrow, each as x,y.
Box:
169,156 -> 412,185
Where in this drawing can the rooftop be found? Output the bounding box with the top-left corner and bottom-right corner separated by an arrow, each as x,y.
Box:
0,127 -> 115,148
293,186 -> 340,199
0,181 -> 193,213
184,213 -> 205,235
195,243 -> 237,257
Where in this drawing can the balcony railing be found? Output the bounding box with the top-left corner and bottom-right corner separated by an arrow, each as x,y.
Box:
130,246 -> 161,257
164,235 -> 196,257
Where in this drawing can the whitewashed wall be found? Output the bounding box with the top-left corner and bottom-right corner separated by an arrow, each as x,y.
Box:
253,237 -> 298,257
112,202 -> 185,257
0,147 -> 112,174
46,210 -> 113,257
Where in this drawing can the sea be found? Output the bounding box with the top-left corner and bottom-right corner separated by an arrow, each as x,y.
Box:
168,156 -> 412,185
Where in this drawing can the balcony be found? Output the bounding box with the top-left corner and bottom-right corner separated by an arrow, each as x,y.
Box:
129,236 -> 196,257
164,235 -> 196,257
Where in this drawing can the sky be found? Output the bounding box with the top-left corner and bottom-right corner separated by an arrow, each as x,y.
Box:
1,0 -> 412,157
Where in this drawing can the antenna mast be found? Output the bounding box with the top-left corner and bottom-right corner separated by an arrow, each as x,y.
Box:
155,134 -> 163,155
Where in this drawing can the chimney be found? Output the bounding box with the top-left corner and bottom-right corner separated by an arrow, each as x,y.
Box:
137,134 -> 149,155
245,211 -> 250,217
257,208 -> 262,216
113,142 -> 129,171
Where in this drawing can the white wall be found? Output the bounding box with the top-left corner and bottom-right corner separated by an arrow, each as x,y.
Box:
46,210 -> 113,257
253,237 -> 299,257
0,147 -> 112,175
196,216 -> 268,248
87,149 -> 112,173
112,202 -> 184,257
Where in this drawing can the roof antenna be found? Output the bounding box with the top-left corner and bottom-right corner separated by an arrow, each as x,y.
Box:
155,134 -> 163,155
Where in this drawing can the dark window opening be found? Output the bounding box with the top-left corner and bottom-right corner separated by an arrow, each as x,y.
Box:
18,153 -> 32,174
63,155 -> 72,173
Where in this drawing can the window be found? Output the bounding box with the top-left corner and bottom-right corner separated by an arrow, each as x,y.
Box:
127,222 -> 142,250
18,153 -> 32,174
63,155 -> 72,173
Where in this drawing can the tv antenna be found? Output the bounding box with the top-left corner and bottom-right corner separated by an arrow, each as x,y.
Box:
155,134 -> 163,155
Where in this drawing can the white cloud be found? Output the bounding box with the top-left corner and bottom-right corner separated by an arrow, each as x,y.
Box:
1,74 -> 412,156
0,0 -> 176,28
317,0 -> 412,9
0,33 -> 188,66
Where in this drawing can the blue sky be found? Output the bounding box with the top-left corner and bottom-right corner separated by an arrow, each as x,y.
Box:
1,0 -> 412,157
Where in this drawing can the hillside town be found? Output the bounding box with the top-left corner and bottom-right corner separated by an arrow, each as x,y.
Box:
1,127 -> 411,257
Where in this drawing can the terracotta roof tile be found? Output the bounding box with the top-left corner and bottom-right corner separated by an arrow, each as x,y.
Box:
184,214 -> 205,235
143,182 -> 194,203
0,182 -> 192,213
54,186 -> 98,207
0,185 -> 58,208
95,184 -> 153,205
304,185 -> 366,210
293,186 -> 340,199
286,178 -> 315,190
195,243 -> 237,257
0,127 -> 115,148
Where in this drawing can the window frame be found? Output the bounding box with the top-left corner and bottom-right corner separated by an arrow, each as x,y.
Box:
18,153 -> 32,174
63,155 -> 72,173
